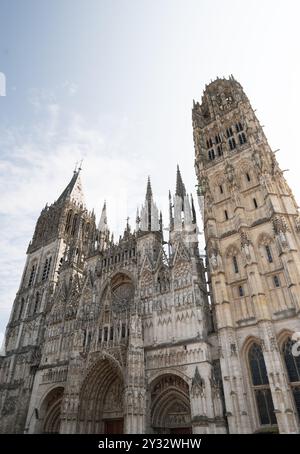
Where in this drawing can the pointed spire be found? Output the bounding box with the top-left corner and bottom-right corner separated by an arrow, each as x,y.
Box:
57,169 -> 85,206
175,165 -> 186,198
146,176 -> 152,201
136,207 -> 140,232
140,176 -> 160,232
191,194 -> 197,224
169,190 -> 174,231
98,201 -> 108,231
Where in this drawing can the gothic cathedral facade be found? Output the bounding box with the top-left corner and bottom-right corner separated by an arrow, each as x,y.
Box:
0,77 -> 299,434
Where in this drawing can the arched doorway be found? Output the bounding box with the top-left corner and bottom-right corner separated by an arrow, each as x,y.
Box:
150,374 -> 192,434
39,387 -> 64,433
78,357 -> 124,434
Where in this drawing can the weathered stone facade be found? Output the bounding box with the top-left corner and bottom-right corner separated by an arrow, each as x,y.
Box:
0,165 -> 225,434
0,77 -> 299,434
193,76 -> 300,433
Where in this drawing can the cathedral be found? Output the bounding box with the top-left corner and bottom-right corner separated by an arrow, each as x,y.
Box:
0,77 -> 300,434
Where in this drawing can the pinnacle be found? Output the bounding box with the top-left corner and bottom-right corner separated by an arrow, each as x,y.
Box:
175,165 -> 186,198
146,176 -> 153,201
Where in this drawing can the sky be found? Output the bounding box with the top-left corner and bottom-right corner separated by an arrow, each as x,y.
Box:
1,0 -> 300,347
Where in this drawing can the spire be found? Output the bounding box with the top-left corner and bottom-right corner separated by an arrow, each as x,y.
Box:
169,190 -> 174,231
140,176 -> 160,232
98,201 -> 108,231
191,194 -> 197,224
56,169 -> 85,206
98,201 -> 109,251
146,176 -> 152,201
175,165 -> 186,198
136,207 -> 140,232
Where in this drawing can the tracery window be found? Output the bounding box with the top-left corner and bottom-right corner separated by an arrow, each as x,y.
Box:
65,210 -> 72,233
248,343 -> 277,426
233,256 -> 239,273
28,264 -> 36,287
282,338 -> 300,418
42,256 -> 52,281
229,137 -> 236,150
238,132 -> 247,145
33,292 -> 40,314
208,149 -> 215,160
273,275 -> 280,288
236,122 -> 244,132
226,127 -> 234,138
71,214 -> 78,236
265,245 -> 273,263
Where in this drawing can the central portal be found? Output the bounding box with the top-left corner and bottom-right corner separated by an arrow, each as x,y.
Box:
78,358 -> 124,433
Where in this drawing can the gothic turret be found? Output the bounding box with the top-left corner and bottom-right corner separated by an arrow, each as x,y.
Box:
169,166 -> 197,248
139,177 -> 160,232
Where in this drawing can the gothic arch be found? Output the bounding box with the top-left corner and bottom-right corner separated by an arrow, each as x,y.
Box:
225,243 -> 240,258
149,373 -> 192,434
77,356 -> 124,433
98,270 -> 136,300
277,329 -> 295,349
241,335 -> 262,357
242,338 -> 277,428
239,159 -> 255,184
38,386 -> 64,433
257,232 -> 274,247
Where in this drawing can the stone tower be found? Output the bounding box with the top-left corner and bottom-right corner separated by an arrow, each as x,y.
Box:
0,169 -> 95,433
192,76 -> 300,433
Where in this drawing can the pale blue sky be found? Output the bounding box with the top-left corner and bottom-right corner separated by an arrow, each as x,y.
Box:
1,0 -> 300,345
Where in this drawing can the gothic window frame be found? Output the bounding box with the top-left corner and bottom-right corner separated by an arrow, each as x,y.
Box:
65,209 -> 73,234
246,342 -> 277,427
229,137 -> 236,150
280,336 -> 300,420
33,292 -> 40,314
42,256 -> 52,281
28,262 -> 37,287
273,275 -> 280,288
238,132 -> 247,145
226,126 -> 234,138
233,255 -> 239,274
238,285 -> 244,297
71,214 -> 78,236
265,245 -> 273,263
236,122 -> 244,133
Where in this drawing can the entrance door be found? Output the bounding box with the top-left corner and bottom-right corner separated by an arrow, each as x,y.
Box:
104,419 -> 124,434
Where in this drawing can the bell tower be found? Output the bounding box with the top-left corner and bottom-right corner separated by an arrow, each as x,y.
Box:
192,77 -> 300,433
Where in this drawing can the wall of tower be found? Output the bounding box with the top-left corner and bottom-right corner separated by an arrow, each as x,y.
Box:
193,77 -> 300,434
